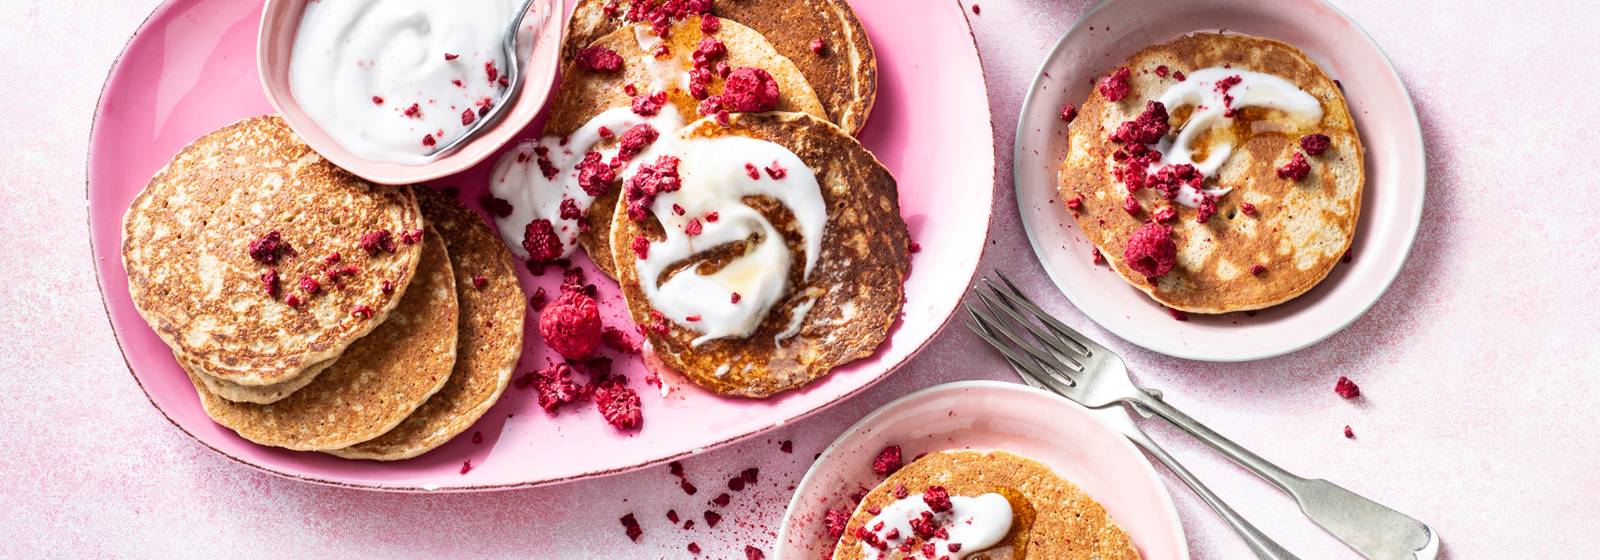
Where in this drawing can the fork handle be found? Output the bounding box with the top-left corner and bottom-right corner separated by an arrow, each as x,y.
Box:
1120,423 -> 1301,560
1130,392 -> 1436,559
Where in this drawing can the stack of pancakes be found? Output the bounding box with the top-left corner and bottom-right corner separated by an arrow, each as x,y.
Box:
834,450 -> 1140,559
529,0 -> 907,397
122,117 -> 525,459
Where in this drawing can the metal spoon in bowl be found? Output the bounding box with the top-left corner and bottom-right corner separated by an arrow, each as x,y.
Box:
431,0 -> 544,157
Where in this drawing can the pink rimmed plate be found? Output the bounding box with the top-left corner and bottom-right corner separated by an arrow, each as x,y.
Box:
775,381 -> 1187,559
87,0 -> 993,491
1014,0 -> 1426,361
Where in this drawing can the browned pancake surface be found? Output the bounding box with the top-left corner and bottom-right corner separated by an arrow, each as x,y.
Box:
610,112 -> 906,398
834,450 -> 1140,560
548,15 -> 827,278
122,116 -> 424,387
332,188 -> 526,460
190,229 -> 458,451
1059,33 -> 1363,313
565,0 -> 877,135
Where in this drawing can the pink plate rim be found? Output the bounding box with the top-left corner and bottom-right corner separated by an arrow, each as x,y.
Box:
86,0 -> 997,492
774,380 -> 1187,559
1011,0 -> 1427,362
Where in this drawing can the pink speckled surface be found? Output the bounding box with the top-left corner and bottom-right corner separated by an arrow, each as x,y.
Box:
4,0 -> 1597,557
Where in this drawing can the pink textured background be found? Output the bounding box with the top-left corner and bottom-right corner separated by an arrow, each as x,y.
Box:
3,0 -> 1595,557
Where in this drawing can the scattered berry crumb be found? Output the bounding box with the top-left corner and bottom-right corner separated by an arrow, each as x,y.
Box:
1335,376 -> 1361,399
1344,425 -> 1356,439
620,513 -> 643,542
872,445 -> 903,476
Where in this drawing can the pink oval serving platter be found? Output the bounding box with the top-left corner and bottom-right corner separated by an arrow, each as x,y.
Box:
1014,0 -> 1426,362
87,0 -> 994,491
775,381 -> 1187,559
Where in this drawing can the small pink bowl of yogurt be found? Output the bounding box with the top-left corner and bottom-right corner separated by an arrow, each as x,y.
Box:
258,0 -> 563,185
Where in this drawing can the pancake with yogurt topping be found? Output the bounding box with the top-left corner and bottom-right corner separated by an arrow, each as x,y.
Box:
1058,33 -> 1363,314
121,116 -> 425,395
563,0 -> 877,136
491,14 -> 826,278
610,112 -> 907,398
833,450 -> 1138,560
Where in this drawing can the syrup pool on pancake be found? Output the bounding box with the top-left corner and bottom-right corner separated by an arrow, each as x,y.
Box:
855,491 -> 1014,559
1144,67 -> 1322,207
289,0 -> 535,165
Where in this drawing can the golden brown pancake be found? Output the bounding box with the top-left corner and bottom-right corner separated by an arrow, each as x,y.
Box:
330,188 -> 526,460
122,116 -> 425,389
188,229 -> 458,451
834,450 -> 1140,560
610,112 -> 907,398
565,0 -> 876,135
1059,33 -> 1362,313
548,14 -> 827,278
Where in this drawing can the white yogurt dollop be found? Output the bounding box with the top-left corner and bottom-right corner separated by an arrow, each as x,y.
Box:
858,492 -> 1014,559
289,0 -> 528,164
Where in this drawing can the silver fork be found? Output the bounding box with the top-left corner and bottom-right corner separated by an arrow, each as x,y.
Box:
966,272 -> 1440,560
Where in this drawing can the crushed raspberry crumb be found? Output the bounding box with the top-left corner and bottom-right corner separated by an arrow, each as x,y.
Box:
779,440 -> 792,453
667,509 -> 680,523
1154,206 -> 1178,223
1111,101 -> 1170,144
603,326 -> 640,354
461,109 -> 477,126
631,90 -> 667,117
360,229 -> 397,256
744,546 -> 764,560
1123,194 -> 1142,216
1155,65 -> 1169,78
594,377 -> 643,430
484,61 -> 500,83
922,486 -> 952,512
620,513 -> 643,542
617,123 -> 659,161
444,53 -> 459,61
298,274 -> 321,295
1167,307 -> 1188,321
1251,264 -> 1267,276
285,294 -> 303,308
1278,152 -> 1311,180
1344,426 -> 1355,439
576,152 -> 617,197
1060,103 -> 1078,123
247,230 -> 291,264
872,445 -> 903,476
471,274 -> 488,289
624,155 -> 682,222
522,219 -> 562,263
371,95 -> 384,105
351,304 -> 373,319
404,103 -> 421,118
575,45 -> 624,72
713,493 -> 731,507
1240,202 -> 1258,216
631,235 -> 651,260
1066,196 -> 1083,211
700,14 -> 720,34
260,269 -> 280,299
810,38 -> 826,55
1098,67 -> 1132,101
681,479 -> 698,495
559,198 -> 584,222
704,510 -> 722,528
687,543 -> 701,554
1301,133 -> 1332,156
1196,194 -> 1218,224
824,508 -> 849,538
744,163 -> 761,180
719,67 -> 781,112
421,133 -> 436,147
1092,248 -> 1106,265
1174,70 -> 1186,81
1335,376 -> 1361,399
534,363 -> 582,412
459,460 -> 473,474
685,218 -> 703,236
764,162 -> 787,179
1124,222 -> 1176,279
540,290 -> 602,359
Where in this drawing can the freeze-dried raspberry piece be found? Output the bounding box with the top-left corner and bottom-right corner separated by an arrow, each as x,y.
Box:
534,363 -> 582,412
359,230 -> 396,255
691,37 -> 726,66
1111,101 -> 1170,145
575,45 -> 624,72
1061,103 -> 1078,123
620,513 -> 643,542
624,155 -> 682,222
247,230 -> 291,264
1123,223 -> 1176,279
522,219 -> 562,263
1251,264 -> 1267,276
1098,67 -> 1132,101
824,508 -> 850,539
617,123 -> 659,161
260,269 -> 280,299
871,445 -> 903,476
559,198 -> 583,221
1154,206 -> 1178,224
700,14 -> 720,34
576,151 -> 617,197
631,90 -> 667,117
1300,133 -> 1332,156
540,290 -> 602,359
478,194 -> 515,218
1278,152 -> 1311,181
594,377 -> 643,430
720,67 -> 780,112
922,486 -> 952,512
1335,376 -> 1361,399
1123,194 -> 1142,216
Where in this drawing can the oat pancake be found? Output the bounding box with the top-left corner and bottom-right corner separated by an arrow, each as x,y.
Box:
123,116 -> 425,388
1059,33 -> 1362,313
548,14 -> 827,278
834,450 -> 1139,560
188,229 -> 458,451
330,188 -> 525,460
565,0 -> 876,135
610,112 -> 906,398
